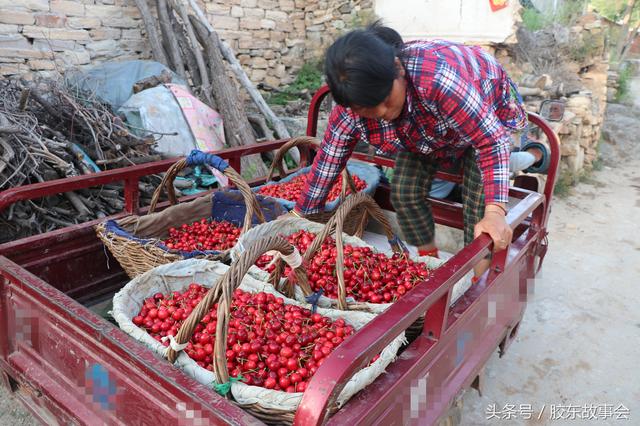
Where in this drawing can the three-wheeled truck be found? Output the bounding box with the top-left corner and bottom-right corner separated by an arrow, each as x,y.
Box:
0,86 -> 559,425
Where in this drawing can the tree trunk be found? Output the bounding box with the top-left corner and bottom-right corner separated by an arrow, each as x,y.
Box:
171,0 -> 212,105
620,21 -> 640,62
133,0 -> 169,66
190,16 -> 268,179
170,12 -> 202,88
156,0 -> 186,77
186,0 -> 299,164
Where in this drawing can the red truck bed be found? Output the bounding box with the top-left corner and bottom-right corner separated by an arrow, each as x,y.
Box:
0,87 -> 559,425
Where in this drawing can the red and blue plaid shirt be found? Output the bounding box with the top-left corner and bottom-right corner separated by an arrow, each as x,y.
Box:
295,40 -> 527,214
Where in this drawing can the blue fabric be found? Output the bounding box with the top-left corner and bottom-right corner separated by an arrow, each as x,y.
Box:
210,191 -> 286,227
388,235 -> 409,253
429,179 -> 457,199
104,190 -> 286,257
70,143 -> 101,173
305,288 -> 324,313
252,160 -> 381,212
186,150 -> 229,171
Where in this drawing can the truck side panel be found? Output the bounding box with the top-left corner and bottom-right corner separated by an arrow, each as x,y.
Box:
0,256 -> 261,426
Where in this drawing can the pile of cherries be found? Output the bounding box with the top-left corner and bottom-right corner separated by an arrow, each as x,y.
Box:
256,230 -> 432,304
133,284 -> 362,392
257,172 -> 367,203
163,218 -> 241,252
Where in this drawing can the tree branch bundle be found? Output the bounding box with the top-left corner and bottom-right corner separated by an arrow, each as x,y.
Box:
0,78 -> 162,243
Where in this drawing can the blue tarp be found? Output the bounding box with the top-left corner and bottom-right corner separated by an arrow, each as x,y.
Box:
65,60 -> 188,110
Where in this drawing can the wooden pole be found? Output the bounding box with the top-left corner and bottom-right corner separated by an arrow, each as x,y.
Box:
186,0 -> 299,164
133,0 -> 169,66
191,16 -> 268,179
156,0 -> 186,77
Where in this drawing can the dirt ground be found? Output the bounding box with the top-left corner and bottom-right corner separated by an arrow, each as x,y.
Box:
2,82 -> 639,426
461,159 -> 640,425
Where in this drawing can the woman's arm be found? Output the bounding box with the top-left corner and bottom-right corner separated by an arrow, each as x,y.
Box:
426,63 -> 513,251
294,106 -> 360,215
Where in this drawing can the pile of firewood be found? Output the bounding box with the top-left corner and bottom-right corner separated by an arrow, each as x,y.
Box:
0,78 -> 162,243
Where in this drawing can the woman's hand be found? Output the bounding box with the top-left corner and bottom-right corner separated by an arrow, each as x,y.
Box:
474,204 -> 512,252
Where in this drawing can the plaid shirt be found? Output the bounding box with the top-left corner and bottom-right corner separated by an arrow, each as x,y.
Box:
296,40 -> 527,214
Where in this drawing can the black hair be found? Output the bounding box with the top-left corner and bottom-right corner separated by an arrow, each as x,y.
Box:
367,21 -> 404,53
324,22 -> 404,108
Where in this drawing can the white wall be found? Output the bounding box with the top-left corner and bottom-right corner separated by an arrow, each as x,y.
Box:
374,0 -> 520,43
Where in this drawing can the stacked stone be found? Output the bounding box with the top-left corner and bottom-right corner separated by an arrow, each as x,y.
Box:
204,0 -> 307,87
606,70 -> 619,103
0,0 -> 316,87
0,0 -> 150,78
303,0 -> 373,61
542,91 -> 603,173
492,13 -> 610,176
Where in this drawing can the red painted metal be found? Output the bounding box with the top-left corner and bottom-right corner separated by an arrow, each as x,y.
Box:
0,256 -> 261,425
0,139 -> 290,214
294,193 -> 544,425
0,85 -> 560,425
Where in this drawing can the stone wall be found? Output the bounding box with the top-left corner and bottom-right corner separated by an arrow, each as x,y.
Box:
0,0 -> 149,77
0,0 -> 374,86
303,0 -> 372,61
491,13 -> 609,176
202,0 -> 306,87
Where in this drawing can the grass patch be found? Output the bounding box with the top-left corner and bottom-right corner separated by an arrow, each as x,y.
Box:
522,7 -> 549,31
554,170 -> 578,198
266,62 -> 323,106
578,171 -> 604,187
615,65 -> 633,103
521,2 -> 585,31
591,156 -> 604,171
569,32 -> 601,63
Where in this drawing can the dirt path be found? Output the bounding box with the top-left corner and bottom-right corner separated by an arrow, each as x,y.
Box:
461,157 -> 640,425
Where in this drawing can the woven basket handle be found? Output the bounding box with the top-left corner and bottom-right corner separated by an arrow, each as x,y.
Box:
164,237 -> 309,386
267,136 -> 358,198
294,193 -> 405,310
149,150 -> 265,235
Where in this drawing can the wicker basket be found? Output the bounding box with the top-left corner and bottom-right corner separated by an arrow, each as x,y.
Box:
159,237 -> 404,424
277,193 -> 441,341
96,151 -> 283,278
257,136 -> 373,237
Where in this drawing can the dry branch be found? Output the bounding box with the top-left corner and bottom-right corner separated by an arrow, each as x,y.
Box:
171,0 -> 212,104
157,0 -> 186,77
0,78 -> 162,243
185,0 -> 296,151
134,0 -> 169,66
